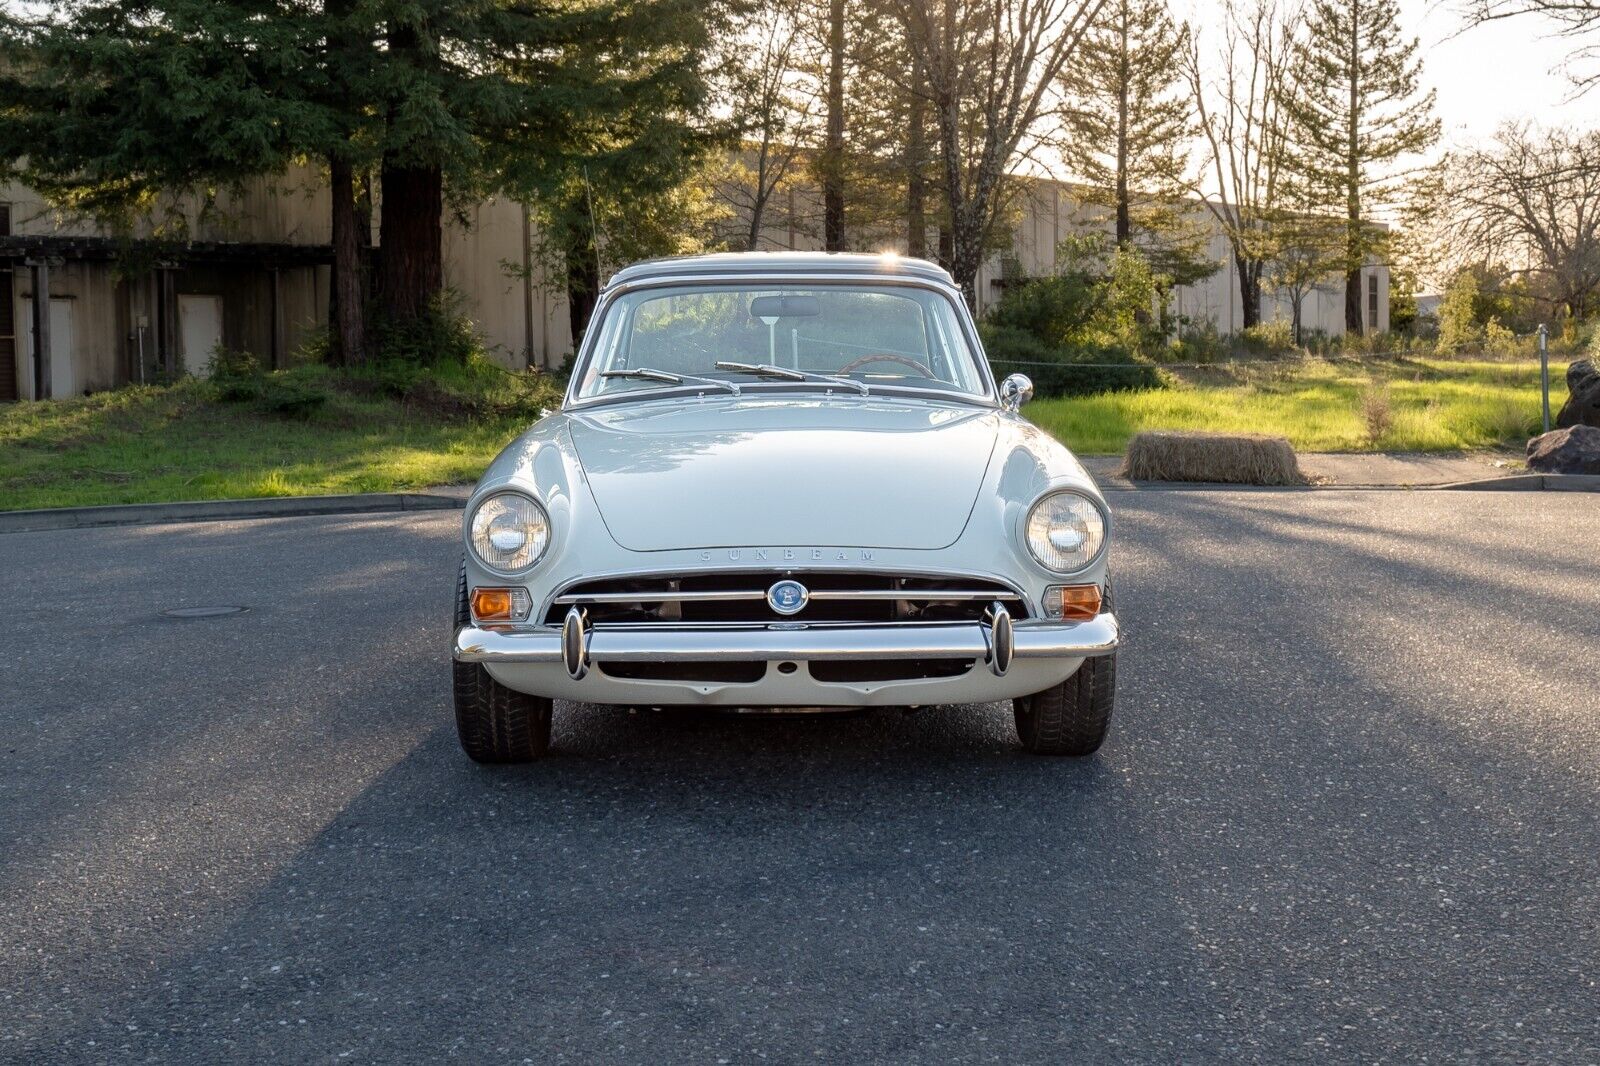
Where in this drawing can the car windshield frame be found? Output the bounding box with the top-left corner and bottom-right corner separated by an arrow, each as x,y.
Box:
563,274 -> 999,410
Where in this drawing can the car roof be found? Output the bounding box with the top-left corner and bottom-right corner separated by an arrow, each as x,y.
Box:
605,251 -> 957,290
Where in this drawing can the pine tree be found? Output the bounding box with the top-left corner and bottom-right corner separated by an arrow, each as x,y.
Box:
0,0 -> 713,345
1283,0 -> 1438,334
1055,0 -> 1211,286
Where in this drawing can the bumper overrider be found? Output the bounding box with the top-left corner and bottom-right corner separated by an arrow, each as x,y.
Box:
454,603 -> 1119,706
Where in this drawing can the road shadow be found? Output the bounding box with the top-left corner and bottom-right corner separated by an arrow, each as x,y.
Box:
7,496 -> 1600,1062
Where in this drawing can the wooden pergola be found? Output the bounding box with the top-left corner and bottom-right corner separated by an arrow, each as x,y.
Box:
0,234 -> 334,399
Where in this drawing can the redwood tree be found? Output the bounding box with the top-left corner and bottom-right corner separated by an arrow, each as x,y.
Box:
0,0 -> 716,348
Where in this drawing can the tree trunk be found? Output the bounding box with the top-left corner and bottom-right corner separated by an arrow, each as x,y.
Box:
566,253 -> 598,350
747,138 -> 771,251
329,154 -> 366,365
1344,264 -> 1364,335
907,63 -> 927,259
949,210 -> 984,311
376,161 -> 443,325
1344,2 -> 1363,335
823,0 -> 845,251
356,167 -> 374,323
1236,256 -> 1260,329
746,196 -> 767,252
564,202 -> 600,350
1114,1 -> 1131,248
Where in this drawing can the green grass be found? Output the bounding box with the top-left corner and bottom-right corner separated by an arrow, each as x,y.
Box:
0,354 -> 1548,512
0,363 -> 560,511
1023,356 -> 1546,454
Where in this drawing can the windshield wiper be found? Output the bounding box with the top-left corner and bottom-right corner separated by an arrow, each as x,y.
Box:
714,361 -> 868,396
601,368 -> 739,395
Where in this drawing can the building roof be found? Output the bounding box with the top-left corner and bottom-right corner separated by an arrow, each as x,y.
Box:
605,251 -> 956,289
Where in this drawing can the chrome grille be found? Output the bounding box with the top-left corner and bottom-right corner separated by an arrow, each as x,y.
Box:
545,571 -> 1026,626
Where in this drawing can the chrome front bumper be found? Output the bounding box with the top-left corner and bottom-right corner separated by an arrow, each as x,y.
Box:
455,613 -> 1119,672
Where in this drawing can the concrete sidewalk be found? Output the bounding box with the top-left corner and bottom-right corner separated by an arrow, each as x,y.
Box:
1081,451 -> 1524,489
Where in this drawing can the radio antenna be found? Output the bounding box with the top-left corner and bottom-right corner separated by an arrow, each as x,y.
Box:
582,166 -> 602,286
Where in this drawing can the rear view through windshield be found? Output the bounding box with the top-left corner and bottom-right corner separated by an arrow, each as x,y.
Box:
576,284 -> 988,399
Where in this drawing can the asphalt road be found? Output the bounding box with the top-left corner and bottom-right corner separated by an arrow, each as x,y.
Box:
2,491 -> 1598,1064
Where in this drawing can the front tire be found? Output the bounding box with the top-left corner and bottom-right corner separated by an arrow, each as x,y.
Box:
1013,653 -> 1116,756
453,560 -> 552,763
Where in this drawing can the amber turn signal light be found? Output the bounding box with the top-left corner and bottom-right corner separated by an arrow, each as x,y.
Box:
471,586 -> 532,622
1043,583 -> 1101,621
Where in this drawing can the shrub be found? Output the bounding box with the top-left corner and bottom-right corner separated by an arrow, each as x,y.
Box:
209,348 -> 266,402
208,349 -> 330,417
1435,270 -> 1482,355
1236,319 -> 1296,356
1092,245 -> 1167,354
1165,320 -> 1227,364
1483,316 -> 1523,357
254,372 -> 330,417
1359,383 -> 1393,446
981,240 -> 1169,397
986,274 -> 1100,346
288,326 -> 334,366
367,291 -> 486,367
981,324 -> 1163,398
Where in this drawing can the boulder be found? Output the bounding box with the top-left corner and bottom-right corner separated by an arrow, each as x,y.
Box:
1555,358 -> 1600,429
1526,424 -> 1600,474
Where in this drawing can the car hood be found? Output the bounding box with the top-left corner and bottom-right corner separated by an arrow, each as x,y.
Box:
565,395 -> 1000,551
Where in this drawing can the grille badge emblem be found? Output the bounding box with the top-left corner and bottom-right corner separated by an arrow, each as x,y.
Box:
767,579 -> 809,616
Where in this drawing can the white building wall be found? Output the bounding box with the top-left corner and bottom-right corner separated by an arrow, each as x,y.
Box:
986,179 -> 1388,336
4,164 -> 1393,397
440,197 -> 571,371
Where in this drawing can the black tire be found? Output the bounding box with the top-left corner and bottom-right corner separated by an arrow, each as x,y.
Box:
453,560 -> 552,763
1013,580 -> 1117,756
1013,653 -> 1116,756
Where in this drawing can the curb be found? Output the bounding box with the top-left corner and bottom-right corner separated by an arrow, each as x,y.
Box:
0,492 -> 467,534
1435,473 -> 1600,492
1098,474 -> 1600,492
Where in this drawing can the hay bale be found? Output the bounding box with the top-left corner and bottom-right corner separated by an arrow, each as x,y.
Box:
1122,430 -> 1306,485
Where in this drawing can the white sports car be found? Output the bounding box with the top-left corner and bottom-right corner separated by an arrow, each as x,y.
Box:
452,252 -> 1119,761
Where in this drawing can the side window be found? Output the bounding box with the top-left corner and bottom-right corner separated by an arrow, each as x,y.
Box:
1367,274 -> 1379,329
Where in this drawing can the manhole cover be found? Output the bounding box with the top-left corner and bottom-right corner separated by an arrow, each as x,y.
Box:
162,606 -> 249,619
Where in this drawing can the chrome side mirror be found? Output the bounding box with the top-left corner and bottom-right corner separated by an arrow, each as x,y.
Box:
999,373 -> 1034,412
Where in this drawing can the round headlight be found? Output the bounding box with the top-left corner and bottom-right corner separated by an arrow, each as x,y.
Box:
468,493 -> 550,573
1025,491 -> 1106,573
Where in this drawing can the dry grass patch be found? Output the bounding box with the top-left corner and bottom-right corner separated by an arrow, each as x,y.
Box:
1122,430 -> 1307,485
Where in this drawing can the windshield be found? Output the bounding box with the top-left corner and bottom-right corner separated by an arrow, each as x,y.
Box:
574,283 -> 989,400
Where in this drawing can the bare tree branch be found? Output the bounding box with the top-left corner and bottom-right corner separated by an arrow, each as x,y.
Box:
890,0 -> 1108,304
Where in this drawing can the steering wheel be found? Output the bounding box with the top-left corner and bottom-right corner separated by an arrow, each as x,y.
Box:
838,352 -> 935,377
